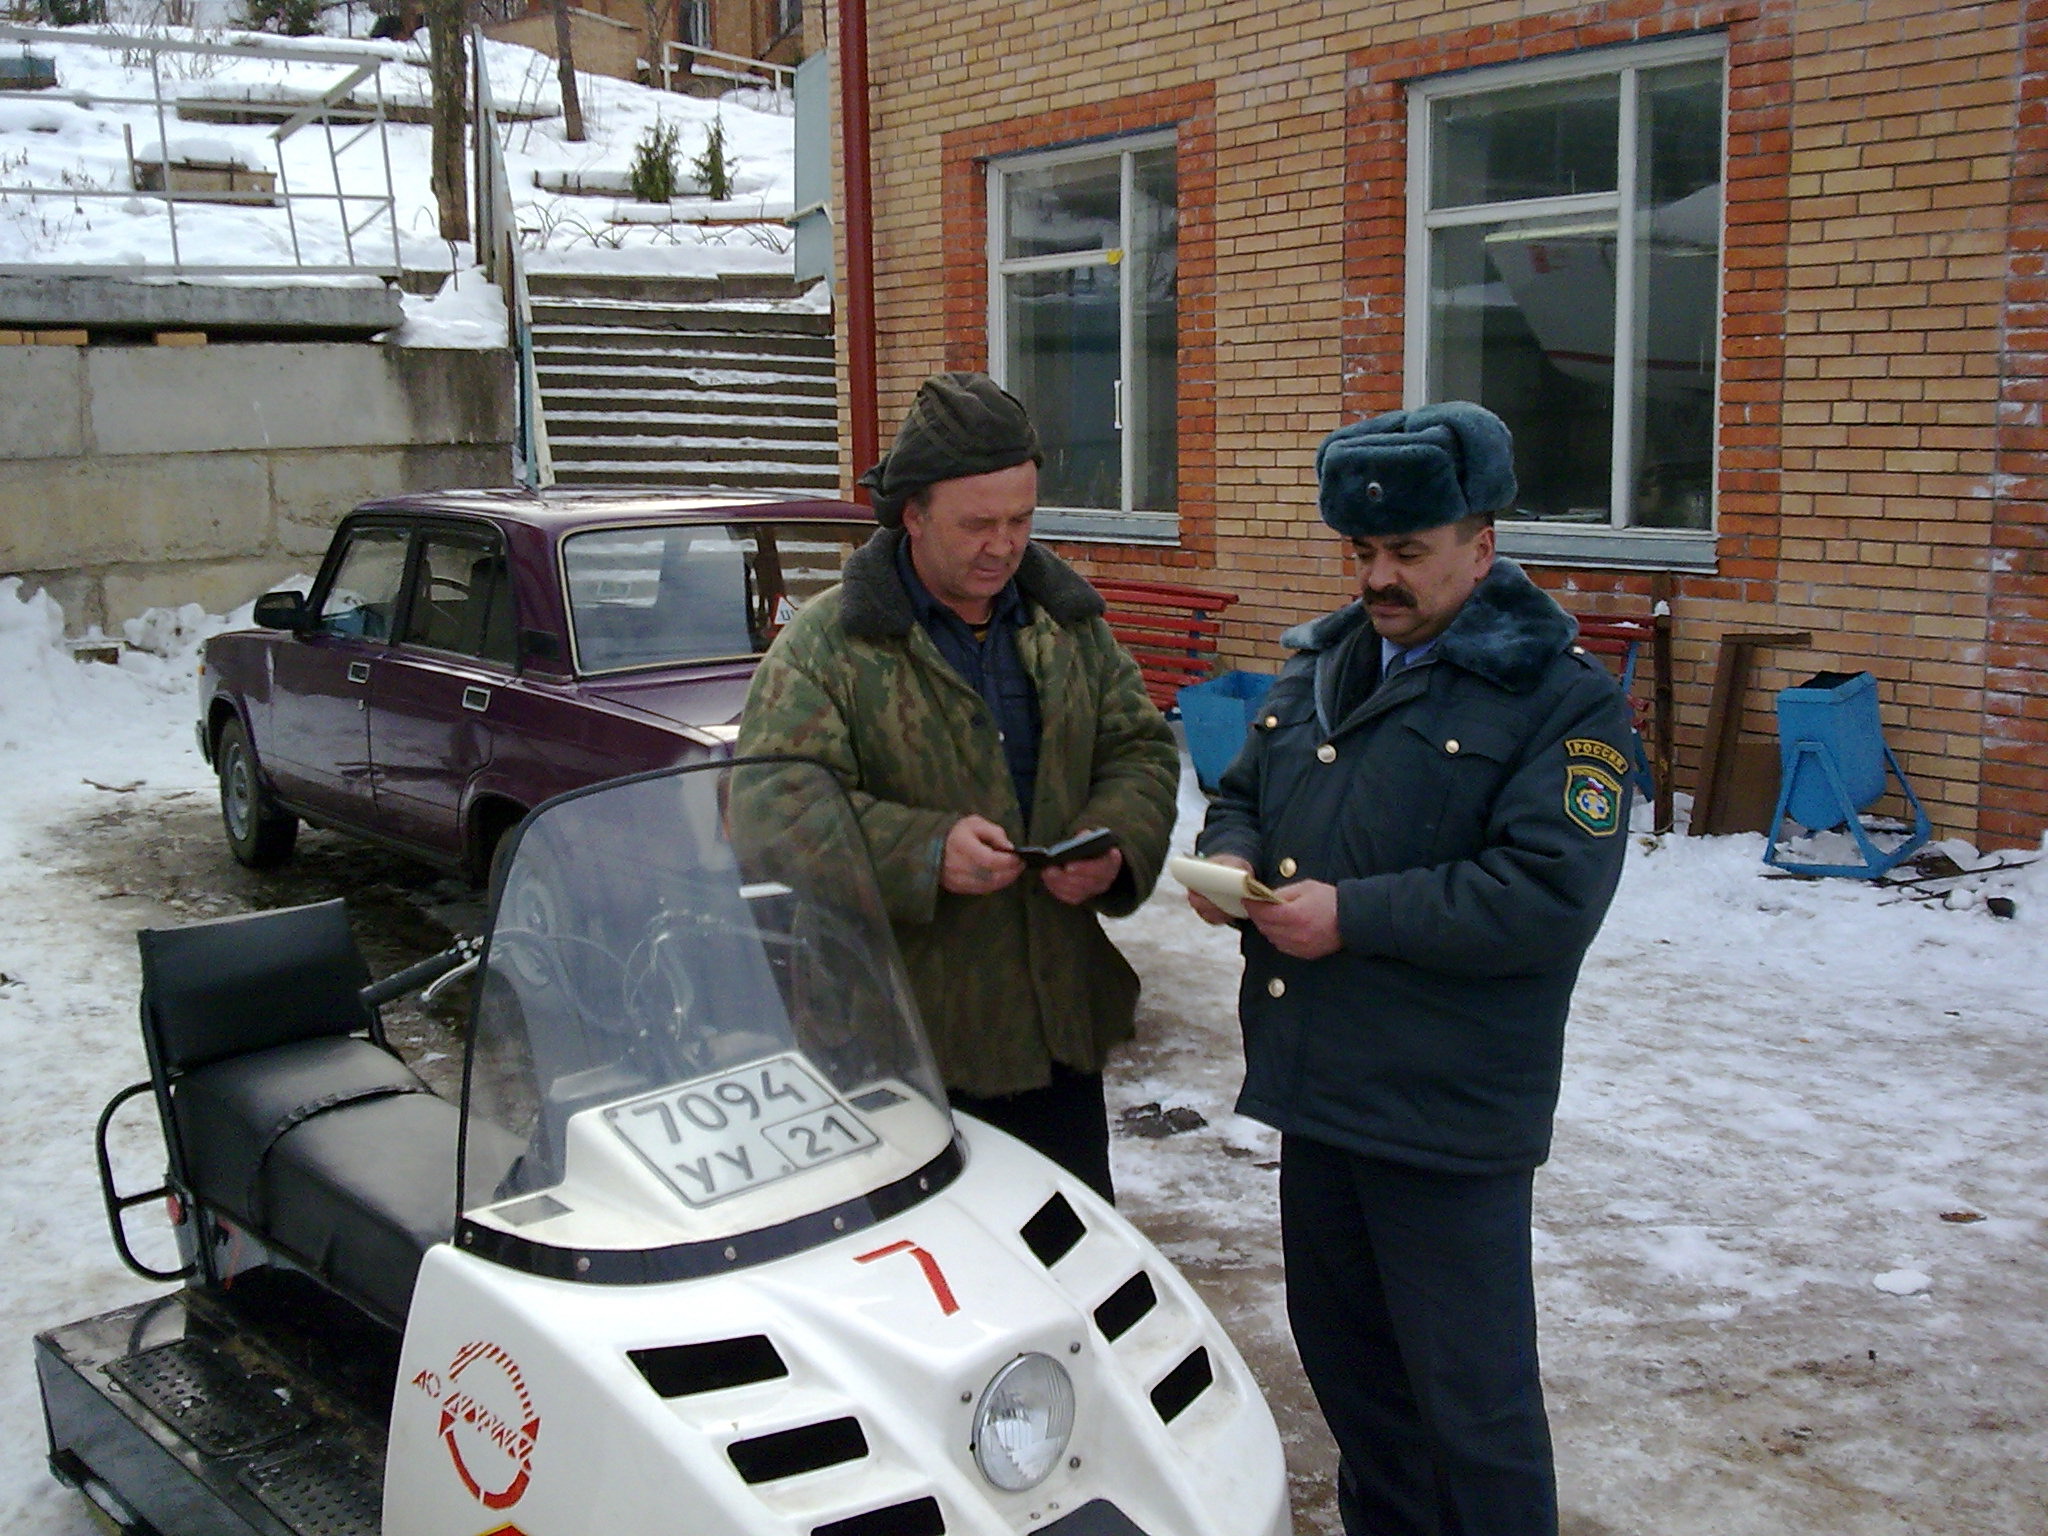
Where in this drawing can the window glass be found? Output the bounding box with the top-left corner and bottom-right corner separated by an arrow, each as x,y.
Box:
1431,74 -> 1618,207
992,135 -> 1180,532
1626,60 -> 1723,530
401,530 -> 515,663
1451,215 -> 1617,522
1003,157 -> 1121,260
1004,264 -> 1122,510
1128,145 -> 1179,515
316,526 -> 409,640
1419,50 -> 1723,536
564,521 -> 868,673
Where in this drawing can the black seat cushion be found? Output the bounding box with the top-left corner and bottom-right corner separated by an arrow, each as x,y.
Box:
264,1090 -> 468,1325
172,1034 -> 527,1326
173,1036 -> 428,1228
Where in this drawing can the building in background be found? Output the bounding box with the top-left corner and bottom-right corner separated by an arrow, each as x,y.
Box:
812,0 -> 2048,849
487,0 -> 802,86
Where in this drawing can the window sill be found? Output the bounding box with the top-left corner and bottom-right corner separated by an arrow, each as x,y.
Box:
1035,508 -> 1181,546
1498,523 -> 1717,573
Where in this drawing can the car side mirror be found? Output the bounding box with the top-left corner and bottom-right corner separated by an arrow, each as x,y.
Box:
253,590 -> 308,631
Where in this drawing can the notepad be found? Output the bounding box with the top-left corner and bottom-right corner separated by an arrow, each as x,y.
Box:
1168,855 -> 1280,918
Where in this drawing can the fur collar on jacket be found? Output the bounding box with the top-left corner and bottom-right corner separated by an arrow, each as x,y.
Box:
1278,556 -> 1576,695
837,525 -> 1106,640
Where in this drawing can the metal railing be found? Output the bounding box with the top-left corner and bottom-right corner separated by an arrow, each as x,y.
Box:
0,22 -> 405,277
658,40 -> 793,110
471,26 -> 551,489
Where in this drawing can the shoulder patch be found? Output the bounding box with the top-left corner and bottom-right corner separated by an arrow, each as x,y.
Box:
1565,762 -> 1624,837
1566,736 -> 1630,776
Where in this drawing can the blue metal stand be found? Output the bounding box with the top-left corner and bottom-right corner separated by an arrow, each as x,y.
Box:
1763,737 -> 1930,879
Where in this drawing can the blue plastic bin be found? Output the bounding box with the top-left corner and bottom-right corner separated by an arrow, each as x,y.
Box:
1179,670 -> 1275,790
1774,671 -> 1884,830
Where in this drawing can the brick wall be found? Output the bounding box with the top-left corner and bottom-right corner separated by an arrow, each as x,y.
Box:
839,0 -> 2046,847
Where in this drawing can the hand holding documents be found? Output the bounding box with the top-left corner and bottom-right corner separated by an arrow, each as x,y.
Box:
1168,855 -> 1281,919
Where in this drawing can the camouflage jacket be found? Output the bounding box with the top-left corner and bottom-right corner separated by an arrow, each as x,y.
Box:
738,527 -> 1179,1097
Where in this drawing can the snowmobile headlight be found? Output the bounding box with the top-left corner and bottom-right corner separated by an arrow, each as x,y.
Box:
971,1351 -> 1076,1492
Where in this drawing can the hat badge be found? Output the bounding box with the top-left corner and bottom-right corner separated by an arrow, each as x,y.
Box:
1365,480 -> 1384,502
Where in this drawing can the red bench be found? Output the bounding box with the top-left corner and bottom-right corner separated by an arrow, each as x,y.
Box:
1570,610 -> 1674,832
1093,579 -> 1241,712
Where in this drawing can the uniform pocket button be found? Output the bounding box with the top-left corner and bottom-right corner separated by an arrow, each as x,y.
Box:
1266,977 -> 1286,998
1263,714 -> 1279,729
1278,857 -> 1297,878
1445,739 -> 1461,754
1316,743 -> 1337,763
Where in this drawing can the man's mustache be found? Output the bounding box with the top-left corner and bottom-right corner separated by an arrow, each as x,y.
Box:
1363,585 -> 1416,608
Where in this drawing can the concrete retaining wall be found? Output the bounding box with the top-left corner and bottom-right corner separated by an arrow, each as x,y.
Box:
0,340 -> 515,631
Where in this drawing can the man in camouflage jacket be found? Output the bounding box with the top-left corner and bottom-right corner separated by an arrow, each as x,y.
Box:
739,373 -> 1178,1200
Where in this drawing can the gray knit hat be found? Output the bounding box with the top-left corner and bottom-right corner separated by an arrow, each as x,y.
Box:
1316,401 -> 1518,537
858,371 -> 1043,528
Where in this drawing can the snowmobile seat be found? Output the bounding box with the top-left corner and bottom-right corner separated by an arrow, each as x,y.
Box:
136,900 -> 477,1328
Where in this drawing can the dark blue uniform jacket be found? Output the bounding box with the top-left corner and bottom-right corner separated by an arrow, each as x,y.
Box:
1198,558 -> 1633,1174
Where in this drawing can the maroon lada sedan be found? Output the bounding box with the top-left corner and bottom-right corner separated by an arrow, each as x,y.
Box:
197,488 -> 873,881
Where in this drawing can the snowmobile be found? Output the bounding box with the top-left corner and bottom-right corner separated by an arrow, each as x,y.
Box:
37,756 -> 1291,1536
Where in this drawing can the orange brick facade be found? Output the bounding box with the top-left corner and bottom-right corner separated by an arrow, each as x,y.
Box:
825,0 -> 2048,848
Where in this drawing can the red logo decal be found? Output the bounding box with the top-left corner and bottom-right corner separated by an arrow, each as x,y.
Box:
410,1341 -> 541,1511
856,1239 -> 959,1315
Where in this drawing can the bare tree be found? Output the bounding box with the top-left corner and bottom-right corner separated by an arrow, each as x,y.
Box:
552,0 -> 585,142
640,0 -> 678,87
423,0 -> 469,242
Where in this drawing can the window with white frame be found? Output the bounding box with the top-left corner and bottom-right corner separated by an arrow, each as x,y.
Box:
989,134 -> 1178,541
1407,38 -> 1725,567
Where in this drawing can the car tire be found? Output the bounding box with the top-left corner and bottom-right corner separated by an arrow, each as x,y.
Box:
217,717 -> 299,868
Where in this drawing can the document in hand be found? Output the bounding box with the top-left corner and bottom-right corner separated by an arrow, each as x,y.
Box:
1168,855 -> 1280,919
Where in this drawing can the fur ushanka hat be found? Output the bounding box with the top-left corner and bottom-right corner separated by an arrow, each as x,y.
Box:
1315,401 -> 1518,538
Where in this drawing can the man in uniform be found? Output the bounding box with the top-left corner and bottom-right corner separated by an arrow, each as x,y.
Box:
1189,402 -> 1633,1535
741,371 -> 1179,1202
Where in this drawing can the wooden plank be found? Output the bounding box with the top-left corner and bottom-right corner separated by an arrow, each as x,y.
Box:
1691,630 -> 1811,837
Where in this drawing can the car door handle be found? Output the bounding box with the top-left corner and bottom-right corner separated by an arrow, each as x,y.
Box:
347,662 -> 371,684
462,686 -> 491,713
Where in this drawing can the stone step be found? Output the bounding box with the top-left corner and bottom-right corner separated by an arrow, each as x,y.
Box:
535,363 -> 835,395
549,436 -> 840,465
527,299 -> 833,336
537,388 -> 837,419
532,331 -> 836,367
550,461 -> 842,492
525,271 -> 817,305
547,412 -> 836,443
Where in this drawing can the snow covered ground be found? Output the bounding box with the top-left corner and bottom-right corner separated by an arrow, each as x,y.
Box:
0,14 -> 802,322
1,579 -> 2045,1533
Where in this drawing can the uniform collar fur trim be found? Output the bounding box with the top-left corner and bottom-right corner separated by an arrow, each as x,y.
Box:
1277,557 -> 1576,694
838,525 -> 1106,640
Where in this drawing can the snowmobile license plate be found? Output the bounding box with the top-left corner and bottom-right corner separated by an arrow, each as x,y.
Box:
604,1053 -> 881,1207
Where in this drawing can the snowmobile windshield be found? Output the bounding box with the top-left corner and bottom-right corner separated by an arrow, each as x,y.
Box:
456,757 -> 960,1282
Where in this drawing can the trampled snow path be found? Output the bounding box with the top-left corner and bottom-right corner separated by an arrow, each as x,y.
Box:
1,579 -> 2045,1532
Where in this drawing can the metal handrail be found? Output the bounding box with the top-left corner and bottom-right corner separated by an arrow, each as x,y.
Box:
0,22 -> 404,277
472,27 -> 552,489
659,39 -> 793,108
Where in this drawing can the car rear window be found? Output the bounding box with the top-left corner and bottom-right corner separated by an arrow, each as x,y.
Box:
564,522 -> 868,673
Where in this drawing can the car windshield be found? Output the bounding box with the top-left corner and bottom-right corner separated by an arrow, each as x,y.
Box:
563,520 -> 869,673
457,758 -> 956,1280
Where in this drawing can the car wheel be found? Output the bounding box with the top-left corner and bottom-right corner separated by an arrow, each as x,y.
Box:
217,717 -> 299,868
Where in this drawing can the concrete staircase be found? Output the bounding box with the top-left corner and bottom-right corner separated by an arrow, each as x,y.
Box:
526,272 -> 839,494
